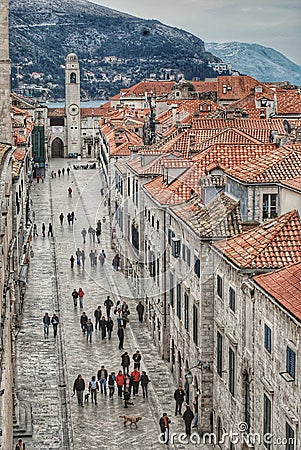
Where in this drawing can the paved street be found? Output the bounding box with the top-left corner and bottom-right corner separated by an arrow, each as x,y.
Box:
14,160 -> 212,450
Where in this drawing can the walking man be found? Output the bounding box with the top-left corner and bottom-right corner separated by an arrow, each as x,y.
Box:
86,318 -> 93,343
141,371 -> 150,399
80,311 -> 88,333
99,316 -> 107,340
76,248 -> 81,266
121,351 -> 130,376
15,438 -> 25,450
43,312 -> 50,337
108,372 -> 116,398
48,223 -> 53,237
51,313 -> 59,338
70,255 -> 75,269
183,404 -> 194,437
73,374 -> 85,407
72,288 -> 79,307
117,325 -> 124,350
104,295 -> 114,318
94,305 -> 102,330
130,367 -> 140,398
174,386 -> 185,416
107,317 -> 114,340
132,350 -> 141,370
97,365 -> 108,395
81,227 -> 87,244
78,288 -> 84,308
112,253 -> 120,271
59,212 -> 64,225
136,301 -> 144,323
159,413 -> 171,445
41,222 -> 46,237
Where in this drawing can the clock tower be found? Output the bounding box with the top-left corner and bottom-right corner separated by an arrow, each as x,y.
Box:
65,53 -> 81,156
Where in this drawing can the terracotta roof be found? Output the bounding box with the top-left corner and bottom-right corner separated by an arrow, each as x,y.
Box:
277,89 -> 301,115
212,210 -> 301,270
280,176 -> 301,192
226,145 -> 301,183
171,193 -> 242,238
254,261 -> 301,321
127,153 -> 193,176
217,76 -> 271,101
48,108 -> 66,117
121,80 -> 174,98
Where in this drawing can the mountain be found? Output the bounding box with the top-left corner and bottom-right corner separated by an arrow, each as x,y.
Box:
9,0 -> 221,101
205,41 -> 301,85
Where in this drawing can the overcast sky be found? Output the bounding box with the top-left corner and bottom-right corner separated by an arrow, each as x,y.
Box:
89,0 -> 301,66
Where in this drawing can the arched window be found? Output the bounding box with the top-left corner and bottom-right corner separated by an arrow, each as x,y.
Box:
70,72 -> 76,83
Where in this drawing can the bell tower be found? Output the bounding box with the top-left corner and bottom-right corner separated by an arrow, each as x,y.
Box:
65,53 -> 81,156
0,0 -> 12,144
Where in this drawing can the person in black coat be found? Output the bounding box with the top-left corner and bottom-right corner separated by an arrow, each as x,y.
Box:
174,386 -> 185,415
99,316 -> 107,339
104,296 -> 114,318
117,325 -> 124,350
132,350 -> 141,370
183,404 -> 194,436
73,374 -> 85,406
140,371 -> 150,398
106,317 -> 114,340
121,351 -> 130,375
136,301 -> 145,323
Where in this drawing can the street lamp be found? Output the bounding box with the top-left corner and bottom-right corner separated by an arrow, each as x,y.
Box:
186,371 -> 193,385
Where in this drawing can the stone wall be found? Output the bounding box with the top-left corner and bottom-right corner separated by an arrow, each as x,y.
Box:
0,0 -> 12,144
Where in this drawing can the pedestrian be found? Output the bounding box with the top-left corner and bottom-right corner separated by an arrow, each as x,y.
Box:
174,386 -> 185,416
15,438 -> 25,450
96,219 -> 102,234
93,250 -> 98,266
54,172 -> 57,178
67,213 -> 71,225
192,396 -> 199,428
112,253 -> 120,271
136,301 -> 144,323
99,316 -> 107,339
98,252 -> 104,267
130,367 -> 140,398
33,223 -> 38,237
67,167 -> 70,176
81,249 -> 86,268
107,317 -> 114,340
94,305 -> 102,330
48,222 -> 53,237
183,404 -> 194,437
97,365 -> 108,395
72,288 -> 79,307
141,371 -> 150,399
121,301 -> 130,328
116,370 -> 125,398
43,312 -> 50,336
78,288 -> 84,308
89,375 -> 99,405
80,311 -> 88,333
81,227 -> 87,244
91,227 -> 95,242
62,167 -> 65,176
117,325 -> 124,350
108,372 -> 116,398
121,351 -> 130,376
41,222 -> 46,237
58,169 -> 61,177
70,255 -> 75,269
123,387 -> 131,409
59,212 -> 64,225
70,211 -> 75,224
132,350 -> 141,370
89,250 -> 95,266
76,248 -> 81,266
51,313 -> 59,338
73,374 -> 85,407
159,413 -> 171,445
104,295 -> 113,318
51,170 -> 54,178
85,318 -> 93,343
68,186 -> 72,197
101,249 -> 106,260
88,225 -> 93,242
96,228 -> 101,244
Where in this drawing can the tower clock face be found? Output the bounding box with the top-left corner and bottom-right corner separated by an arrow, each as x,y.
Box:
68,104 -> 79,116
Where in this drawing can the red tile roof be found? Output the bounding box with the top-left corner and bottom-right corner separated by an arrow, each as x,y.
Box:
127,153 -> 193,176
280,176 -> 301,192
254,262 -> 301,321
212,210 -> 301,270
276,89 -> 301,115
217,76 -> 271,101
226,145 -> 301,183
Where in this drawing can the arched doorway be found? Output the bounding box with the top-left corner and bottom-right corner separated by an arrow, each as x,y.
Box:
51,138 -> 64,158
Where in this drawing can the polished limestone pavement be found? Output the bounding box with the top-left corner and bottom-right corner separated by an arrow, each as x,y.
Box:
14,160 -> 213,450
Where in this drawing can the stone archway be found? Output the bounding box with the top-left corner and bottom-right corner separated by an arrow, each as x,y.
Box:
51,137 -> 64,158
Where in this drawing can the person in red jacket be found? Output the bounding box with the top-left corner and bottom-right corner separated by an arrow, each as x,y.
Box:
116,370 -> 125,398
78,288 -> 84,308
130,367 -> 141,398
